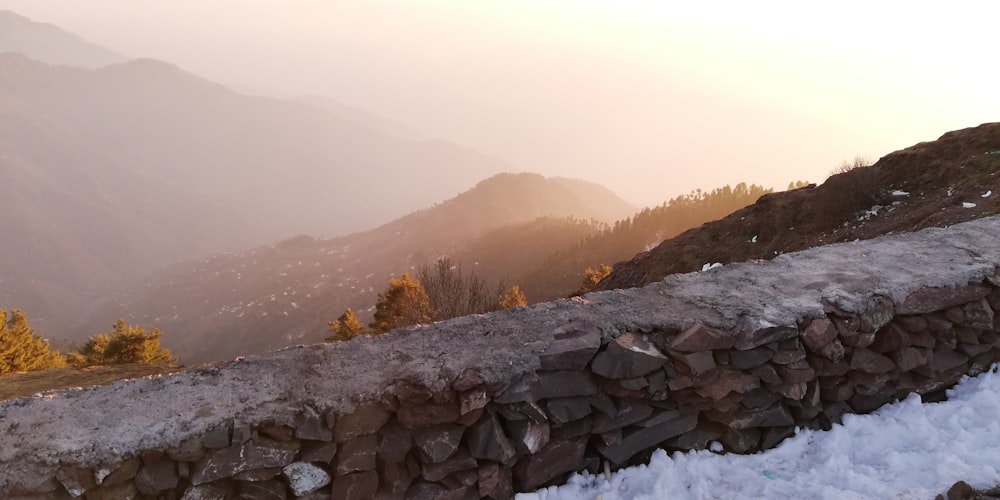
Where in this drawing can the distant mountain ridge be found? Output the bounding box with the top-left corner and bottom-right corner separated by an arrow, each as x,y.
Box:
0,18 -> 516,337
81,173 -> 635,363
0,10 -> 126,68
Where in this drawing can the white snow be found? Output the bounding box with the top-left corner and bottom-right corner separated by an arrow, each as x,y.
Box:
891,190 -> 909,196
750,235 -> 758,243
701,263 -> 723,271
983,191 -> 992,198
524,366 -> 1000,500
963,202 -> 977,209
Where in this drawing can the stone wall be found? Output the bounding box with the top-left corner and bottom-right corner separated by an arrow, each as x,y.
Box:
3,216 -> 1000,499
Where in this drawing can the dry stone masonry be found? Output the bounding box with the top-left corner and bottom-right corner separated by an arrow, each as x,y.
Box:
4,216 -> 1000,499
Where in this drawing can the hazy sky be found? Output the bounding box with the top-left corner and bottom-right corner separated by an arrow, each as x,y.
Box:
3,0 -> 998,206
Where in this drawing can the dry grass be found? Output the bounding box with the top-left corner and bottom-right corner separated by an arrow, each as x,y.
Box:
0,364 -> 186,401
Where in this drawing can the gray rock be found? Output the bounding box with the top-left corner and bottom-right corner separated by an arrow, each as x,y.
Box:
591,333 -> 669,379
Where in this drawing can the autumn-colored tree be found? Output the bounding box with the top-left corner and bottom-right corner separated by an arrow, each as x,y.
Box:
326,308 -> 366,342
370,274 -> 432,334
577,264 -> 612,295
0,309 -> 66,375
498,285 -> 527,309
67,319 -> 177,367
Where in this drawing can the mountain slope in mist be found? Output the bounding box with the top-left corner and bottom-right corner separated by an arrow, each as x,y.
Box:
0,47 -> 511,333
84,173 -> 634,363
0,10 -> 125,68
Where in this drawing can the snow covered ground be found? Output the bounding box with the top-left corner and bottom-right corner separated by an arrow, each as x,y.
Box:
524,366 -> 1000,500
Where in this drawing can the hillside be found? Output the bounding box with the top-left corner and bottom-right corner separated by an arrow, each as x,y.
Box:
597,123 -> 1000,291
80,173 -> 634,363
0,10 -> 126,68
0,51 -> 512,334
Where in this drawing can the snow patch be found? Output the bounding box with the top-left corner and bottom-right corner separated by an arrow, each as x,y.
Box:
526,366 -> 1000,500
983,191 -> 992,198
963,202 -> 977,209
891,190 -> 909,196
701,263 -> 723,272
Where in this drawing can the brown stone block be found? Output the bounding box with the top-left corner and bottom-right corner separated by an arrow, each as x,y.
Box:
694,370 -> 760,400
458,388 -> 489,416
513,437 -> 587,490
849,348 -> 895,374
912,348 -> 970,377
421,448 -> 478,482
591,399 -> 654,434
591,333 -> 669,379
538,321 -> 602,370
735,325 -> 797,351
550,417 -> 592,439
56,465 -> 96,497
871,323 -> 911,353
595,412 -> 697,464
674,351 -> 717,376
331,470 -> 378,500
895,315 -> 928,332
720,427 -> 760,454
237,479 -> 287,500
775,364 -> 816,384
495,371 -> 597,404
741,388 -> 781,409
802,318 -> 837,352
296,405 -> 333,442
849,372 -> 893,396
724,403 -> 794,429
892,347 -> 930,372
335,434 -> 378,474
192,437 -> 300,485
301,440 -> 339,464
669,323 -> 735,351
671,421 -> 724,450
478,462 -> 513,500
100,457 -> 140,487
376,457 -> 419,499
725,346 -> 776,370
760,426 -> 795,450
858,295 -> 894,332
897,283 -> 991,314
506,418 -> 550,455
135,459 -> 178,495
258,423 -> 295,442
85,481 -> 139,500
334,401 -> 391,442
841,331 -> 876,349
377,420 -> 413,463
466,413 -> 516,464
412,425 -> 464,464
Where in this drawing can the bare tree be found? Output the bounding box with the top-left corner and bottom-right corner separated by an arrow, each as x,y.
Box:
417,257 -> 505,321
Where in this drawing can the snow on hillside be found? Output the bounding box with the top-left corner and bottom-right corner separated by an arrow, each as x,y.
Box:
525,366 -> 1000,500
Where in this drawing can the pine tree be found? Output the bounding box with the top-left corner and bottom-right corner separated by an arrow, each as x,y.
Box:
326,308 -> 366,342
577,264 -> 612,294
370,274 -> 432,334
67,319 -> 177,367
498,285 -> 527,309
0,309 -> 66,375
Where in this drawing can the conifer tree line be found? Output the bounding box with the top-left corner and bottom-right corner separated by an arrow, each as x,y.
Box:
327,257 -> 526,343
518,182 -> 778,299
0,309 -> 176,376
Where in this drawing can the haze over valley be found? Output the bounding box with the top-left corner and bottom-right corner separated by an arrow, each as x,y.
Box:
0,4 -> 997,365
